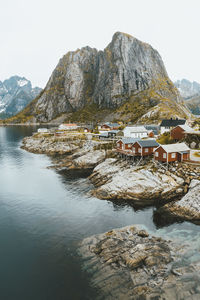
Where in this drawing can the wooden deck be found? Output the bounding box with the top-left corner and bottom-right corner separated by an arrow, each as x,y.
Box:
116,149 -> 139,157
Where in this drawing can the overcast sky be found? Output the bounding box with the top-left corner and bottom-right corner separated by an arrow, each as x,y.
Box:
0,0 -> 200,88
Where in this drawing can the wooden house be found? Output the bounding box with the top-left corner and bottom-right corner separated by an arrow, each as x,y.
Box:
58,123 -> 78,130
123,126 -> 149,138
170,124 -> 193,141
160,118 -> 186,134
116,138 -> 140,151
132,140 -> 159,156
107,130 -> 118,138
100,123 -> 120,130
154,143 -> 190,163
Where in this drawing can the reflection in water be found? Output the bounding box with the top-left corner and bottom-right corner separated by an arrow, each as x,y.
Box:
0,126 -> 199,299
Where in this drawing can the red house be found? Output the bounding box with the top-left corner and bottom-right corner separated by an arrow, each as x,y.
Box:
170,124 -> 193,141
117,138 -> 139,151
154,143 -> 190,163
101,123 -> 120,130
132,140 -> 159,156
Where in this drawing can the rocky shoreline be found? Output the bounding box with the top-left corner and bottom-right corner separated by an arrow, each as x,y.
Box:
79,225 -> 200,300
21,133 -> 200,222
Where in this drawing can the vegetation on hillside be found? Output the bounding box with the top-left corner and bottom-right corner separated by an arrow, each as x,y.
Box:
156,132 -> 175,145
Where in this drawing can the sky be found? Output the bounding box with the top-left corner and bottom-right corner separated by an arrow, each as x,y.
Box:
0,0 -> 200,88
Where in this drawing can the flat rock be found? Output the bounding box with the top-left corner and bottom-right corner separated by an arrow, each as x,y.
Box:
78,225 -> 200,300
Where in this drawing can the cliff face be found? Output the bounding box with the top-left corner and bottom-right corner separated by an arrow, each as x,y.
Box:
10,32 -> 191,123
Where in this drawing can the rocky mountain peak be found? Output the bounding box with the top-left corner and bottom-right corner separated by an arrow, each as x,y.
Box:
9,32 -> 191,123
0,76 -> 42,119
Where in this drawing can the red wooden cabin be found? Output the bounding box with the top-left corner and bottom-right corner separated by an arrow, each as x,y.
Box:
132,140 -> 159,156
170,125 -> 193,141
154,143 -> 190,163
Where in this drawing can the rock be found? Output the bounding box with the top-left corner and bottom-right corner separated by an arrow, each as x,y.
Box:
90,159 -> 185,206
78,225 -> 200,300
72,150 -> 105,169
159,180 -> 200,222
21,135 -> 79,155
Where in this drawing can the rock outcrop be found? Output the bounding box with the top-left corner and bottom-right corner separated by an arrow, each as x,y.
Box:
21,135 -> 79,155
89,158 -> 185,205
158,179 -> 200,223
79,225 -> 200,300
11,32 -> 191,123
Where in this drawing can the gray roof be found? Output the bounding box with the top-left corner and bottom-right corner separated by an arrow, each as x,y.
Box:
158,143 -> 190,153
99,132 -> 109,137
108,130 -> 119,134
119,138 -> 140,144
135,140 -> 160,148
104,122 -> 120,127
160,119 -> 186,127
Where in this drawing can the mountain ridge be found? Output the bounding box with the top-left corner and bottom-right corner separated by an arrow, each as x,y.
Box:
6,32 -> 192,124
174,79 -> 200,115
0,75 -> 42,119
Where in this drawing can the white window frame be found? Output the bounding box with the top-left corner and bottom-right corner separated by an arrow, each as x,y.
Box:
171,153 -> 176,158
145,148 -> 148,153
155,152 -> 158,157
138,148 -> 141,153
163,153 -> 167,159
117,143 -> 120,148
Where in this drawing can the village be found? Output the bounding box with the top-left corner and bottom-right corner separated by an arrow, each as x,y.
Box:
37,117 -> 200,167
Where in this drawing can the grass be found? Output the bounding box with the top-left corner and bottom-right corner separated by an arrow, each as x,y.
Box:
193,151 -> 200,157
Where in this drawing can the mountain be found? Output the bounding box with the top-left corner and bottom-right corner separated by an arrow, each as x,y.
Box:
184,95 -> 200,115
174,79 -> 200,115
0,76 -> 42,119
174,79 -> 200,99
8,32 -> 191,124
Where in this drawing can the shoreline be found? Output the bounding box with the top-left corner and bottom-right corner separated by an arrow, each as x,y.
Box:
21,132 -> 200,222
20,130 -> 200,298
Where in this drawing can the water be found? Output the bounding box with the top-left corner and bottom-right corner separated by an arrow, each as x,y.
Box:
0,126 -> 200,299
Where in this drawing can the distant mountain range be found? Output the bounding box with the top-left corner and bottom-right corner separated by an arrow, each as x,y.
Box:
174,79 -> 200,115
0,76 -> 42,119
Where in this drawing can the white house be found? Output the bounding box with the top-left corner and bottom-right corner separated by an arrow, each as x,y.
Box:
123,126 -> 148,139
58,123 -> 78,130
37,128 -> 49,133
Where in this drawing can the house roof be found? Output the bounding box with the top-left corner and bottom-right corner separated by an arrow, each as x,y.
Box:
156,143 -> 190,153
123,126 -> 148,133
61,123 -> 78,126
103,123 -> 120,128
99,132 -> 109,137
144,125 -> 160,135
174,124 -> 193,132
119,138 -> 140,144
160,119 -> 186,127
108,130 -> 119,134
135,140 -> 160,148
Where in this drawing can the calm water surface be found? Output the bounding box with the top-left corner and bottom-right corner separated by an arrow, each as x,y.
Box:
0,126 -> 200,300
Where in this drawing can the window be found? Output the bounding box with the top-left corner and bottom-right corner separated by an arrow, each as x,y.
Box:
171,153 -> 176,158
132,147 -> 135,153
145,148 -> 148,153
117,143 -> 120,148
163,153 -> 167,158
155,152 -> 158,157
138,148 -> 141,153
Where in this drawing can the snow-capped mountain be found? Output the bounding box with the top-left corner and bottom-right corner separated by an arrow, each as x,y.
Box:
174,79 -> 200,99
0,76 -> 42,119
